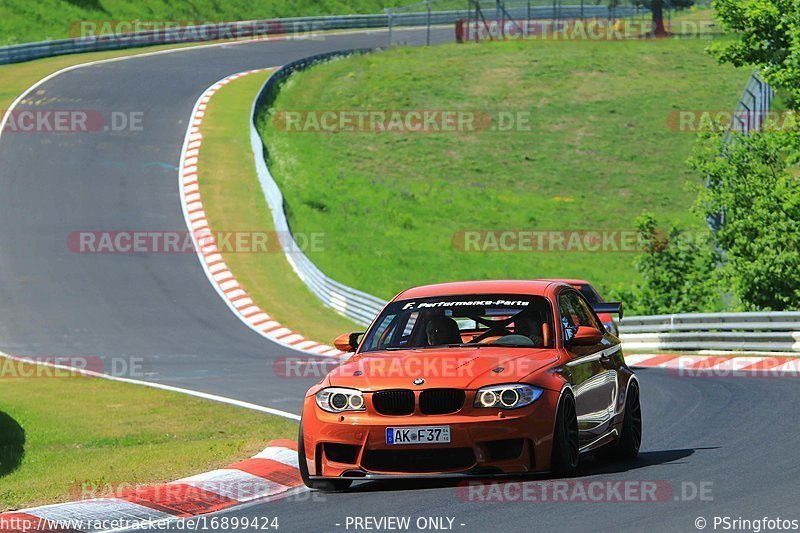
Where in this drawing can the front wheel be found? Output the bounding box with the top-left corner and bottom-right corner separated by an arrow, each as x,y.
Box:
615,382 -> 642,459
298,421 -> 353,492
550,392 -> 579,477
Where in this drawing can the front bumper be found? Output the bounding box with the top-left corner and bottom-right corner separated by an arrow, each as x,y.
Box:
300,389 -> 560,478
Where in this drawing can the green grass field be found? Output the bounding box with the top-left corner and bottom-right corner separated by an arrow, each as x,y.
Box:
257,38 -> 748,300
197,71 -> 362,342
1,0 -> 409,45
0,358 -> 294,511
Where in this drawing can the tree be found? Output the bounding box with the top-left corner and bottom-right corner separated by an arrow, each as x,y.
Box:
711,0 -> 800,107
631,0 -> 695,37
690,125 -> 800,310
617,213 -> 721,315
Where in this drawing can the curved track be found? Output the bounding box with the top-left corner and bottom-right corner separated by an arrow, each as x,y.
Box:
1,27 -> 797,532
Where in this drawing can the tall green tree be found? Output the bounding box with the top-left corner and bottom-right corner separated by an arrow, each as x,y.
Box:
711,0 -> 800,107
691,126 -> 800,310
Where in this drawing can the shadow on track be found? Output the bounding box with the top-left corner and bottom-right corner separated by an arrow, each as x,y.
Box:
344,447 -> 715,494
0,411 -> 25,477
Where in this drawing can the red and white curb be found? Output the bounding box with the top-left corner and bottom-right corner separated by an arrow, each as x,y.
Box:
0,440 -> 303,532
178,69 -> 346,359
625,353 -> 800,375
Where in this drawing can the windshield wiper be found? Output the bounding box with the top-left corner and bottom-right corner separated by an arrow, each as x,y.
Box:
479,343 -> 540,348
383,344 -> 468,351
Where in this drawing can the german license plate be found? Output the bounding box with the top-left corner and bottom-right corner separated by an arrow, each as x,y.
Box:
386,426 -> 451,445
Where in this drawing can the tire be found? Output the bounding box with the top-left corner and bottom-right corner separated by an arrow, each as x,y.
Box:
550,391 -> 580,477
298,421 -> 353,492
615,382 -> 642,460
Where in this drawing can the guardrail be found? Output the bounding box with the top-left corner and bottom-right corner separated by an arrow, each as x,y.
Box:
620,312 -> 800,353
0,5 -> 640,66
0,12 -> 440,65
250,50 -> 388,327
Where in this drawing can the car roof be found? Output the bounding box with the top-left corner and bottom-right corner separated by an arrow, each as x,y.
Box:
540,278 -> 590,287
394,280 -> 559,301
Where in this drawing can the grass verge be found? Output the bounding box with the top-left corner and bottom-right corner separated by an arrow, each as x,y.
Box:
197,70 -> 363,342
1,0 -> 408,46
0,358 -> 295,511
258,38 -> 749,299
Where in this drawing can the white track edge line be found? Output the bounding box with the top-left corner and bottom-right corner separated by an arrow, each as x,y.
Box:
0,351 -> 300,421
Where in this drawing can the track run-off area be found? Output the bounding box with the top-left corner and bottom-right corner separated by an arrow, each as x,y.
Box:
0,26 -> 798,533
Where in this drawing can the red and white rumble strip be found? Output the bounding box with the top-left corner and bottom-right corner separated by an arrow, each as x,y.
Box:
0,440 -> 301,532
624,353 -> 800,376
178,69 -> 345,359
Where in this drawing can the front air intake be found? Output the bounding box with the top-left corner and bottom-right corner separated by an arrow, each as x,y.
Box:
372,390 -> 415,415
419,389 -> 465,415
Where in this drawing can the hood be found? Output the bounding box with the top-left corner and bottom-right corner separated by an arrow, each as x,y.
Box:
328,346 -> 559,391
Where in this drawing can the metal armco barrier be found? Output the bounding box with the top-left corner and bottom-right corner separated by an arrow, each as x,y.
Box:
620,312 -> 800,353
0,10 -> 466,65
250,50 -> 388,327
1,5 -> 633,66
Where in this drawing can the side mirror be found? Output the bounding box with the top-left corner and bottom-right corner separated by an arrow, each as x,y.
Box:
571,326 -> 604,346
334,332 -> 363,353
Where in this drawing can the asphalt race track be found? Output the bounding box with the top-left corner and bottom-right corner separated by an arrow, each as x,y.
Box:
224,369 -> 800,532
0,27 -> 451,412
1,26 -> 798,532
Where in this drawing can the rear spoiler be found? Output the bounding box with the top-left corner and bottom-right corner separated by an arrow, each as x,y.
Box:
592,302 -> 624,320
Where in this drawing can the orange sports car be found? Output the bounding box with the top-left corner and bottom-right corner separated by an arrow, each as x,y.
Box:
298,280 -> 638,491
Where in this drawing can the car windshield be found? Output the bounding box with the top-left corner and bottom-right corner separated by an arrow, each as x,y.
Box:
360,294 -> 555,353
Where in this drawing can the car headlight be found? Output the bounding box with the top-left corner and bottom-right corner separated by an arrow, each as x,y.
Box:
315,387 -> 365,413
604,321 -> 619,337
474,384 -> 543,410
